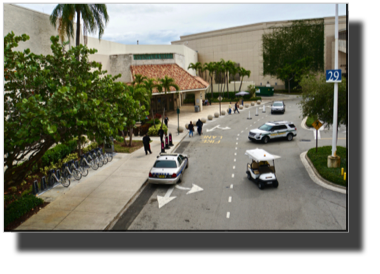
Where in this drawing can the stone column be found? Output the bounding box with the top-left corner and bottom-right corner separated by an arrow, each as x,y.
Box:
194,90 -> 203,112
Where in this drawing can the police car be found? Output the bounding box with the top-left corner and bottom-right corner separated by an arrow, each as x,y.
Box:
148,153 -> 189,184
248,121 -> 297,144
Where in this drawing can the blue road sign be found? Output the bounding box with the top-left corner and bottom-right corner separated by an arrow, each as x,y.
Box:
326,69 -> 342,83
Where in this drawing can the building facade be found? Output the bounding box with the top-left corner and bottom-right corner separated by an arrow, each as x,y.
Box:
171,16 -> 347,89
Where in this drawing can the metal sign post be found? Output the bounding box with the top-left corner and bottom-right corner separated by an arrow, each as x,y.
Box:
218,96 -> 222,115
312,119 -> 323,153
177,107 -> 180,135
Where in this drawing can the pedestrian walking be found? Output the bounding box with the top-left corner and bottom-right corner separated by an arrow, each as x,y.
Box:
196,119 -> 203,135
229,102 -> 232,115
164,115 -> 169,127
188,121 -> 194,137
158,126 -> 164,143
234,102 -> 240,114
142,133 -> 152,155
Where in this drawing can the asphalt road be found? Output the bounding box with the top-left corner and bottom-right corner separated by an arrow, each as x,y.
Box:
113,98 -> 347,230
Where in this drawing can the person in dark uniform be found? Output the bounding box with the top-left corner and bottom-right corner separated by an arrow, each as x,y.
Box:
164,115 -> 169,127
158,126 -> 164,143
142,133 -> 152,155
196,119 -> 203,136
234,102 -> 240,114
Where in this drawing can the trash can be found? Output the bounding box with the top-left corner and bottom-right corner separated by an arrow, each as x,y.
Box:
256,86 -> 274,96
194,105 -> 200,112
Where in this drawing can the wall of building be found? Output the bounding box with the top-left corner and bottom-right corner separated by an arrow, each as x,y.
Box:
324,17 -> 347,72
172,16 -> 347,89
4,4 -> 198,79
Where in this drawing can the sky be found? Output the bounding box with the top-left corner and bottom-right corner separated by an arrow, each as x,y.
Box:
15,2 -> 347,45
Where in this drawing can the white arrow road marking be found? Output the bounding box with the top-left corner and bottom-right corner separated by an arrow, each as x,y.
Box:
206,125 -> 231,132
186,184 -> 204,194
157,187 -> 176,208
175,184 -> 203,195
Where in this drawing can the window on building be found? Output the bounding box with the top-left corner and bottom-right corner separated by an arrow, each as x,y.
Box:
134,53 -> 174,60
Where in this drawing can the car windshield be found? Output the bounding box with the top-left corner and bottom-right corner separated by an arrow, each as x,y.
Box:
273,102 -> 283,106
154,160 -> 177,168
259,124 -> 273,131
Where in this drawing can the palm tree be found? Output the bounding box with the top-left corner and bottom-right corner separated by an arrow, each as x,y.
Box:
50,4 -> 109,47
214,62 -> 223,97
203,62 -> 216,98
188,62 -> 202,77
218,59 -> 226,93
238,67 -> 252,92
132,74 -> 148,87
225,60 -> 235,99
157,76 -> 180,120
228,62 -> 239,92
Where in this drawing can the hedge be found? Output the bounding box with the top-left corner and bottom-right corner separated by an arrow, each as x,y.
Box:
4,194 -> 44,228
148,123 -> 168,136
41,139 -> 78,167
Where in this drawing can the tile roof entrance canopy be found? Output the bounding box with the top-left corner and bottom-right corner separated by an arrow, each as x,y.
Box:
130,64 -> 209,93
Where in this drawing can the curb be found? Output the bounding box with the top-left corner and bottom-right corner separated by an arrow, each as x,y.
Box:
300,151 -> 346,194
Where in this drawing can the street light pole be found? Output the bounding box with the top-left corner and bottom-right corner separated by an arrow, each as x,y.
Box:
331,4 -> 339,157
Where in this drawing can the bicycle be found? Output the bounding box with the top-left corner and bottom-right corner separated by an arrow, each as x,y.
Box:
78,154 -> 90,176
85,151 -> 99,170
47,169 -> 70,188
62,160 -> 82,181
96,147 -> 108,165
104,137 -> 114,163
90,149 -> 103,168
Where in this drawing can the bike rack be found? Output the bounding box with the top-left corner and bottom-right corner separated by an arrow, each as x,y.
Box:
32,180 -> 39,195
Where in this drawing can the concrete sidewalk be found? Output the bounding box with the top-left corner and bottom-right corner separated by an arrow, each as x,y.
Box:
16,96 -> 290,230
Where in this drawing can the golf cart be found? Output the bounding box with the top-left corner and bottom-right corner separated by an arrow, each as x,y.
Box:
245,148 -> 280,190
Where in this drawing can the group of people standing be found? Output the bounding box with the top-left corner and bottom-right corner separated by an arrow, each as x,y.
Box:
142,115 -> 169,155
188,119 -> 203,137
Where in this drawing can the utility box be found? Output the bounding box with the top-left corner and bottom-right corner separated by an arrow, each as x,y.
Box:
256,86 -> 274,96
195,105 -> 200,112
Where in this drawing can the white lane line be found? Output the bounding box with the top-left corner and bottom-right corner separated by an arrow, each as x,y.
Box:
234,159 -> 236,162
230,184 -> 233,189
246,127 -> 248,129
234,153 -> 237,156
236,138 -> 239,140
228,197 -> 232,203
226,212 -> 230,219
241,130 -> 243,133
237,134 -> 240,136
236,142 -> 238,145
235,147 -> 237,150
232,174 -> 234,178
233,166 -> 235,169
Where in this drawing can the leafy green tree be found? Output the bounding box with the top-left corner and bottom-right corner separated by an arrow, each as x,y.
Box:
228,63 -> 239,92
50,4 -> 109,47
4,32 -> 134,188
299,73 -> 347,141
262,19 -> 324,91
276,57 -> 313,93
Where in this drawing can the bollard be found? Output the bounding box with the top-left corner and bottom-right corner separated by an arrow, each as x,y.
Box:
169,133 -> 174,146
344,172 -> 346,181
41,176 -> 47,191
341,168 -> 344,176
255,106 -> 259,116
32,180 -> 39,195
161,141 -> 166,153
165,136 -> 170,149
247,110 -> 252,120
262,104 -> 266,113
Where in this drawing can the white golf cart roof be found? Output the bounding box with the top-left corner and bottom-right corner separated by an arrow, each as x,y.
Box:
245,148 -> 281,162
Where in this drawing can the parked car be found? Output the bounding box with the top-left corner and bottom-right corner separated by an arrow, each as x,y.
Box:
148,153 -> 189,184
271,101 -> 285,114
248,121 -> 297,144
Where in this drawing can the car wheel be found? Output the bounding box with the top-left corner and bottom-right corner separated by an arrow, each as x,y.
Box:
185,159 -> 189,169
247,172 -> 252,180
262,136 -> 269,144
287,134 -> 293,141
258,182 -> 264,190
273,181 -> 279,188
178,174 -> 182,183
